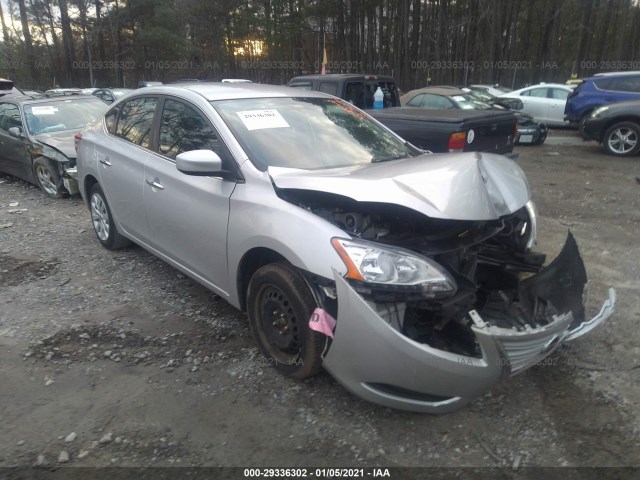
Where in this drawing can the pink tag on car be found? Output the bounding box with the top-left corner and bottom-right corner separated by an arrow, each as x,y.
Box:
308,308 -> 336,338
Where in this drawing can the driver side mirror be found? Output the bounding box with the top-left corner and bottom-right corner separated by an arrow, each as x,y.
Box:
8,126 -> 24,138
176,149 -> 223,176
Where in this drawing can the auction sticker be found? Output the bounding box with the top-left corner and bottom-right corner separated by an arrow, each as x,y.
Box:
467,129 -> 475,143
237,109 -> 290,130
31,106 -> 56,115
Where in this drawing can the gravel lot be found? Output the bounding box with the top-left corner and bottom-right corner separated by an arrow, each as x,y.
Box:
1,138 -> 639,474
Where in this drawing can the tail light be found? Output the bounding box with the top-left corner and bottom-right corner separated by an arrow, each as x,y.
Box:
448,131 -> 466,152
514,121 -> 519,141
74,132 -> 82,152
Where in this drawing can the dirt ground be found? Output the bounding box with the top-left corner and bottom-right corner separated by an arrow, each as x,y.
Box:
1,136 -> 639,475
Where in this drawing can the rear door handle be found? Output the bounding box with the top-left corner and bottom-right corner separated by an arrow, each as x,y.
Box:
146,178 -> 164,190
98,154 -> 111,166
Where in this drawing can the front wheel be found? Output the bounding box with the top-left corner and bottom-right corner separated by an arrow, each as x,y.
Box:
89,183 -> 131,250
33,157 -> 67,198
247,263 -> 326,379
603,122 -> 640,157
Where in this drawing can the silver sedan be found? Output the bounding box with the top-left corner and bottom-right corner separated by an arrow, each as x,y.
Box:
76,83 -> 615,413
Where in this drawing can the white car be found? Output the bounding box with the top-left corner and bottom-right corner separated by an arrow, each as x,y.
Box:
470,84 -> 512,97
500,83 -> 573,126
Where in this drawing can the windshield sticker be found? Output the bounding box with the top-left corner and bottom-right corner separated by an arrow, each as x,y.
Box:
237,109 -> 290,130
31,106 -> 57,115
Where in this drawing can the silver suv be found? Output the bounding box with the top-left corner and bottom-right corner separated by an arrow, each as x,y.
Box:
76,83 -> 615,413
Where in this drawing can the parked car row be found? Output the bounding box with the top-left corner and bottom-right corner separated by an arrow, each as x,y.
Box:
0,78 -> 617,413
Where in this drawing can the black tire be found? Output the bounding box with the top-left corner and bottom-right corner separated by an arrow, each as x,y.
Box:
578,114 -> 591,140
247,263 -> 326,379
33,157 -> 67,198
602,121 -> 640,157
88,183 -> 131,250
532,129 -> 547,146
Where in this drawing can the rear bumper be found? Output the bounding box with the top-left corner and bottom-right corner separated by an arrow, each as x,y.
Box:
323,234 -> 616,413
582,118 -> 604,142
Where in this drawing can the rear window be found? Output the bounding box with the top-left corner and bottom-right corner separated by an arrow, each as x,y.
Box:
594,78 -> 612,90
318,82 -> 338,96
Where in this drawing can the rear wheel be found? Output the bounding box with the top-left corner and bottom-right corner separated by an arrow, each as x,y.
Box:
532,128 -> 547,146
33,157 -> 67,198
89,183 -> 131,249
603,122 -> 640,157
247,263 -> 326,379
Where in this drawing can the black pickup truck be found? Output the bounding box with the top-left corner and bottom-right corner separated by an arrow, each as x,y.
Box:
287,74 -> 517,154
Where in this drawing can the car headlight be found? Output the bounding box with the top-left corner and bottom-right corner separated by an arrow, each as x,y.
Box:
590,106 -> 609,118
331,238 -> 457,298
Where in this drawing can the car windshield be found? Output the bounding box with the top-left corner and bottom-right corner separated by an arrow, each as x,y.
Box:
24,97 -> 108,135
112,90 -> 131,98
450,94 -> 493,110
213,97 -> 415,170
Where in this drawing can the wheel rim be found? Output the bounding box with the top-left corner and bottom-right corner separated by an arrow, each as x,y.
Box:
90,193 -> 110,242
35,165 -> 58,196
608,128 -> 638,154
257,284 -> 302,362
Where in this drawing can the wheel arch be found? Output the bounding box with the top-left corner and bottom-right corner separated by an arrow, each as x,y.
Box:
83,174 -> 99,205
602,117 -> 640,140
236,247 -> 289,311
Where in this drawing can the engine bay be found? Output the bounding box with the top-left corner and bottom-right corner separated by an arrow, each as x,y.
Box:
280,188 -> 585,358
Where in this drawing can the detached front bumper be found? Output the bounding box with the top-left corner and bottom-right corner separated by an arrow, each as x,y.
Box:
323,234 -> 616,413
62,166 -> 80,195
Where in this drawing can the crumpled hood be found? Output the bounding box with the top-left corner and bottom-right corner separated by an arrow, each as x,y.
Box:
35,131 -> 76,159
268,152 -> 531,221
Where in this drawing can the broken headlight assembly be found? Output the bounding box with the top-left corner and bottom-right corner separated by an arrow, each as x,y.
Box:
331,237 -> 457,300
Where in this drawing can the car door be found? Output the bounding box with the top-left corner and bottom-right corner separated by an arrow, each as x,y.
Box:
518,87 -> 550,122
547,88 -> 570,125
0,102 -> 31,180
96,96 -> 159,240
143,97 -> 237,294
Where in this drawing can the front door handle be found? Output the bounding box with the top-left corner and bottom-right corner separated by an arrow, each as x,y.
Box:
146,178 -> 164,190
98,155 -> 111,166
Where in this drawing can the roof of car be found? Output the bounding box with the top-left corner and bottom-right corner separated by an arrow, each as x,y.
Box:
519,83 -> 572,89
1,94 -> 101,105
135,83 -> 331,101
403,86 -> 468,97
289,74 -> 396,82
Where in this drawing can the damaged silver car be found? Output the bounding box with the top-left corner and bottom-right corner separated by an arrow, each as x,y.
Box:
0,95 -> 107,197
76,84 -> 615,413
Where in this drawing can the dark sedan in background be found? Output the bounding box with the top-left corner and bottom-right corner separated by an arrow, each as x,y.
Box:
583,100 -> 640,157
0,95 -> 107,197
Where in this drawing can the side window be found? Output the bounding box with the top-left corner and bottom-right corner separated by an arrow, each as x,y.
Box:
158,99 -> 222,161
607,76 -> 640,93
421,94 -> 455,109
550,88 -> 569,100
0,103 -> 22,131
104,105 -> 120,134
345,82 -> 365,108
289,82 -> 313,90
520,90 -> 530,96
318,82 -> 338,96
406,94 -> 424,107
528,88 -> 548,98
116,97 -> 157,148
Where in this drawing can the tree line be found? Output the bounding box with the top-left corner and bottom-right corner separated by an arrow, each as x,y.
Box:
1,0 -> 639,91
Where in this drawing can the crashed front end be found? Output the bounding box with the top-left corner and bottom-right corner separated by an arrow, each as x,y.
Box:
271,152 -> 616,413
323,229 -> 615,413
